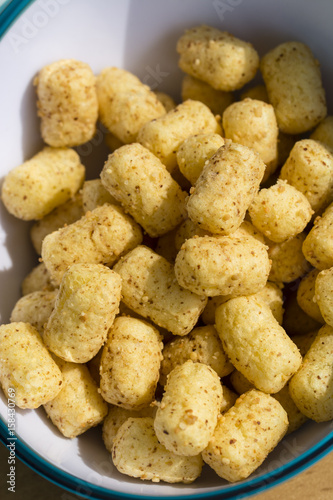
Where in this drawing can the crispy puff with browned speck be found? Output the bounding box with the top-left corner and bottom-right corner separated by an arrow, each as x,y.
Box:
35,59 -> 98,147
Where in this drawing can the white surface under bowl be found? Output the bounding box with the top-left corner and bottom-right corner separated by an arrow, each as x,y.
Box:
0,0 -> 332,498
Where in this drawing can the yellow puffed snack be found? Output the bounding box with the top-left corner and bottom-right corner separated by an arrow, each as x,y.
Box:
10,290 -> 57,335
202,390 -> 288,482
202,282 -> 284,326
103,406 -> 157,452
44,264 -> 121,363
101,143 -> 187,237
272,385 -> 308,435
113,245 -> 207,336
215,296 -> 302,393
289,324 -> 333,422
260,41 -> 327,134
240,84 -> 269,103
81,179 -> 119,212
297,269 -> 324,323
112,417 -> 203,483
248,180 -> 313,243
1,147 -> 85,221
186,141 -> 266,235
21,263 -> 54,295
35,59 -> 98,147
220,386 -> 238,414
181,75 -> 234,116
0,322 -> 63,409
154,360 -> 223,456
100,317 -> 163,409
222,98 -> 279,180
44,359 -> 108,438
310,116 -> 333,151
137,99 -> 220,172
267,233 -> 311,283
30,193 -> 83,254
177,25 -> 259,92
302,203 -> 333,270
282,292 -> 322,336
175,219 -> 265,255
229,369 -> 306,433
159,325 -> 234,386
174,235 -> 270,297
96,67 -> 165,143
315,267 -> 333,326
154,91 -> 176,112
176,133 -> 225,185
41,203 -> 142,285
279,139 -> 333,214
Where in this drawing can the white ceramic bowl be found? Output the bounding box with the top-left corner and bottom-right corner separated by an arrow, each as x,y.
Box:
0,1 -> 332,498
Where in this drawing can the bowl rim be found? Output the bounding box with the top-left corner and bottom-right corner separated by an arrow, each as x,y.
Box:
0,417 -> 332,500
0,1 -> 333,498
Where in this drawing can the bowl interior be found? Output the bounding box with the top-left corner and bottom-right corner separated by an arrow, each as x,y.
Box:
0,0 -> 332,498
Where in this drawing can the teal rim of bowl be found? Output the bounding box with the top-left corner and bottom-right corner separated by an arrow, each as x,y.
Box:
0,0 -> 333,498
1,416 -> 332,500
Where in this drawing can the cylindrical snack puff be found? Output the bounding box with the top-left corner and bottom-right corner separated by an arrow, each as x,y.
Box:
248,180 -> 313,243
181,74 -> 234,116
289,324 -> 333,422
159,325 -> 233,386
279,139 -> 333,215
0,322 -> 63,409
81,179 -> 119,212
315,267 -> 333,326
137,99 -> 220,172
222,98 -> 278,181
215,296 -> 302,393
41,203 -> 142,285
1,147 -> 85,221
99,316 -> 163,409
176,133 -> 225,185
202,390 -> 288,482
44,264 -> 121,363
174,235 -> 270,297
101,143 -> 187,237
35,59 -> 98,147
297,269 -> 324,323
154,360 -> 223,456
112,417 -> 203,483
202,282 -> 284,326
267,233 -> 311,283
310,116 -> 333,151
260,41 -> 327,134
30,193 -> 83,254
154,91 -> 176,112
302,203 -> 333,270
10,290 -> 57,335
96,67 -> 165,143
21,263 -> 55,296
44,359 -> 108,438
177,26 -> 259,91
103,406 -> 157,453
186,141 -> 266,235
113,246 -> 207,336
